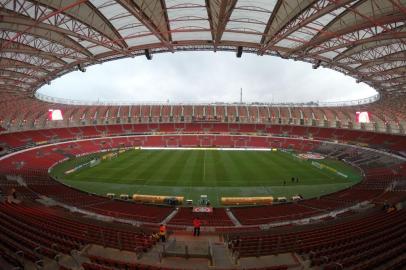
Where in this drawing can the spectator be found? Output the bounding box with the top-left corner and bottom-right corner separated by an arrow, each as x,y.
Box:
229,238 -> 241,250
387,204 -> 397,213
151,232 -> 160,242
11,188 -> 16,199
193,217 -> 201,236
7,188 -> 21,204
159,224 -> 166,242
382,201 -> 389,211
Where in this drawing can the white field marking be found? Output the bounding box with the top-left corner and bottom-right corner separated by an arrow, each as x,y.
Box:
203,150 -> 206,182
70,175 -> 146,181
62,180 -> 350,189
68,173 -> 348,184
140,147 -> 272,151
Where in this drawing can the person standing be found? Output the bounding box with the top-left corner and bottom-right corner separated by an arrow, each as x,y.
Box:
7,188 -> 20,204
193,217 -> 201,236
159,224 -> 166,242
11,188 -> 17,200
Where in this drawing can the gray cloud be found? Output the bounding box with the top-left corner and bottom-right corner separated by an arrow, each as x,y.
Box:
39,51 -> 377,103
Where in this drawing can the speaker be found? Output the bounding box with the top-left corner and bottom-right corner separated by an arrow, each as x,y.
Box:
312,60 -> 321,69
236,46 -> 243,58
145,49 -> 152,60
77,64 -> 86,72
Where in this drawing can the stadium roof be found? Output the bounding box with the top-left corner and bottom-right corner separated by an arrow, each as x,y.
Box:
1,0 -> 406,99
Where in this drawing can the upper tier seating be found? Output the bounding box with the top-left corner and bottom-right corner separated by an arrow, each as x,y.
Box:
1,94 -> 405,136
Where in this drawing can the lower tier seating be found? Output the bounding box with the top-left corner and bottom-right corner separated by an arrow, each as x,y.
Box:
231,203 -> 321,225
0,202 -> 155,256
227,208 -> 406,270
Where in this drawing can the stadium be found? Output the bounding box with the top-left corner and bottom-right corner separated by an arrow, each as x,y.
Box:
0,1 -> 406,270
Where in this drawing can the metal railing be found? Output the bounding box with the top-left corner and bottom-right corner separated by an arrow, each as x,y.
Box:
35,92 -> 380,107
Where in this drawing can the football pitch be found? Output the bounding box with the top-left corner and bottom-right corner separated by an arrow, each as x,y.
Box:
52,149 -> 362,206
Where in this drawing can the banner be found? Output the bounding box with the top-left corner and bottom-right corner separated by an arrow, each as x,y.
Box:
65,158 -> 100,174
192,207 -> 213,213
311,161 -> 348,178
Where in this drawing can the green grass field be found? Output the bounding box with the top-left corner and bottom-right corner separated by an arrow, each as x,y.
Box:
51,149 -> 362,206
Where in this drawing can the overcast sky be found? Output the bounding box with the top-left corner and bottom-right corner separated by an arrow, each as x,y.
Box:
38,51 -> 377,104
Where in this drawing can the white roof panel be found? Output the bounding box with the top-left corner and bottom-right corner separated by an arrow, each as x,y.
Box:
126,35 -> 161,47
222,32 -> 262,43
87,45 -> 113,55
170,19 -> 210,30
235,0 -> 278,12
172,31 -> 212,41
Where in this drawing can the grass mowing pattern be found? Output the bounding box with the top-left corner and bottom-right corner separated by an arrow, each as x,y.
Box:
52,149 -> 362,206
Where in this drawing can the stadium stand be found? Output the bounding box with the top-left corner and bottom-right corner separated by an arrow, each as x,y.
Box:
0,89 -> 404,269
0,202 -> 155,254
1,134 -> 404,231
226,209 -> 406,268
1,97 -> 406,134
2,123 -> 406,155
